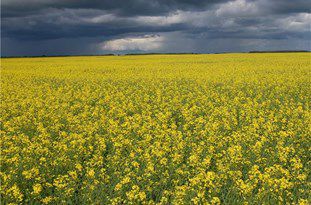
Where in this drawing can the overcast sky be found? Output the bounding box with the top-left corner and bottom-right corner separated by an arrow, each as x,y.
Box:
1,0 -> 310,56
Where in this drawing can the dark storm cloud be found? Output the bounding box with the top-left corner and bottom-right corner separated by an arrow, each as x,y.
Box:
1,0 -> 310,56
257,0 -> 311,14
1,0 -> 228,18
2,7 -> 188,40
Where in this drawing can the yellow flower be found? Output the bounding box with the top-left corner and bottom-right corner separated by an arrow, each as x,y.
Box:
6,184 -> 23,202
75,163 -> 83,172
298,199 -> 309,205
41,196 -> 53,204
132,161 -> 140,168
87,169 -> 95,178
211,197 -> 221,205
22,168 -> 39,180
114,183 -> 123,191
32,183 -> 42,195
160,157 -> 168,165
138,191 -> 146,200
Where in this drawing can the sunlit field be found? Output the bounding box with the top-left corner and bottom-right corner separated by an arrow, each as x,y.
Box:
1,53 -> 310,204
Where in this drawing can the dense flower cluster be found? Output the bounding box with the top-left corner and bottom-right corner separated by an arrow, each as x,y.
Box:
1,53 -> 310,204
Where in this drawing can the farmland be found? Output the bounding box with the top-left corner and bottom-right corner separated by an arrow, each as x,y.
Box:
1,53 -> 310,204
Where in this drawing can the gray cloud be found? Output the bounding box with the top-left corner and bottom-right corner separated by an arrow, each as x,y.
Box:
1,0 -> 310,56
1,0 -> 228,18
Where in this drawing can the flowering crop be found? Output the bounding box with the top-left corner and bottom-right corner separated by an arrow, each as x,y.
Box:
1,53 -> 310,204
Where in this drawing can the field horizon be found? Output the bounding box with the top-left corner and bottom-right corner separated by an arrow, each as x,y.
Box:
1,50 -> 310,59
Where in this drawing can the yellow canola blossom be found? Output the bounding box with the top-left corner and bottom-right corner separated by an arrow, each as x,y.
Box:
1,53 -> 310,204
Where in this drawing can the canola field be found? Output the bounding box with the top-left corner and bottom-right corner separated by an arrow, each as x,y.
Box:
1,53 -> 310,204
